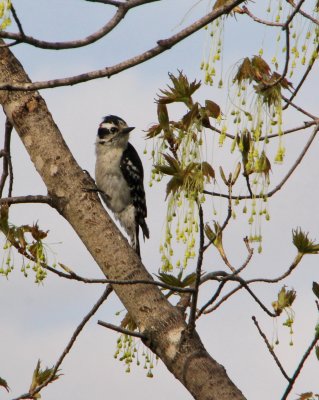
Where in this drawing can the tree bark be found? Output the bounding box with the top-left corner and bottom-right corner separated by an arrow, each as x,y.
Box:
0,42 -> 246,400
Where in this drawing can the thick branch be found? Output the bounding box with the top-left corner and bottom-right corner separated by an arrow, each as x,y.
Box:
0,37 -> 246,400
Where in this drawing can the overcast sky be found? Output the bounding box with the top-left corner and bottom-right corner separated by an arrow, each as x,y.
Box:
0,1 -> 318,399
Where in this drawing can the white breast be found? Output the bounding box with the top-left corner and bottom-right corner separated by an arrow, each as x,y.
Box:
95,142 -> 131,214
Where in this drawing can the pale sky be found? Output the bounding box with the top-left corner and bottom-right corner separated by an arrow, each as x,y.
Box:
0,1 -> 318,399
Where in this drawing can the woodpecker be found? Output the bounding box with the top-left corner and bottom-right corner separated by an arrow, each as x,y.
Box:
95,115 -> 149,257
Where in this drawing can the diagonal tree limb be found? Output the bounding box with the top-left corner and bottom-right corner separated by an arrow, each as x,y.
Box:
281,334 -> 319,400
0,35 -> 246,400
252,316 -> 290,382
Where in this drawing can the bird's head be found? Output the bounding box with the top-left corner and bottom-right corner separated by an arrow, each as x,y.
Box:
97,115 -> 135,146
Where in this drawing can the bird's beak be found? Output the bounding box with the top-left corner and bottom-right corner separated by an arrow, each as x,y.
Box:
122,127 -> 135,134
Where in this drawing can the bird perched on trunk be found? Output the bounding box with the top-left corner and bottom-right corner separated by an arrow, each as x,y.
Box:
95,115 -> 149,257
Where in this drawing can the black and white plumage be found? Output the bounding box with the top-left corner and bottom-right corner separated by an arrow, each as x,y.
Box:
95,115 -> 149,257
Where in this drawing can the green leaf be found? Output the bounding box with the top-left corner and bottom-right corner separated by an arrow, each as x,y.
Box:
204,223 -> 216,242
316,345 -> 319,360
201,161 -> 215,181
29,360 -> 61,395
0,377 -> 9,392
155,272 -> 183,288
254,151 -> 271,179
162,153 -> 180,171
296,393 -> 314,400
153,165 -> 176,176
272,286 -> 296,316
157,103 -> 170,130
313,282 -> 319,299
166,176 -> 183,198
0,204 -> 9,235
146,124 -> 162,139
292,228 -> 319,254
182,103 -> 199,130
205,100 -> 221,118
231,162 -> 241,185
157,71 -> 200,106
181,272 -> 197,287
234,57 -> 254,84
251,55 -> 271,80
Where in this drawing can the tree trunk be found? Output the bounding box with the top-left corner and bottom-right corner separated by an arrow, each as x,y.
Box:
0,41 -> 246,400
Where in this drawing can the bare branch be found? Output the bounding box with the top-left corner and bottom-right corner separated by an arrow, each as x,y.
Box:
292,3 -> 319,26
46,263 -> 195,292
252,316 -> 290,382
0,0 -> 247,90
0,195 -> 53,205
98,320 -> 147,339
0,0 -> 161,50
10,3 -> 25,36
281,333 -> 319,400
197,280 -> 226,318
200,250 -> 304,315
188,204 -> 204,332
283,43 -> 319,109
86,0 -> 123,5
209,120 -> 317,141
284,0 -> 306,29
282,95 -> 318,120
0,119 -> 13,198
204,123 -> 319,200
202,275 -> 276,317
86,0 -> 158,5
242,6 -> 284,27
12,286 -> 113,400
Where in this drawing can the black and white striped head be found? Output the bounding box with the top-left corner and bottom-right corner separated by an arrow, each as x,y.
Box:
97,115 -> 135,145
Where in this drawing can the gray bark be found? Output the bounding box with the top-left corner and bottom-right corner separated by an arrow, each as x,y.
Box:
0,42 -> 246,400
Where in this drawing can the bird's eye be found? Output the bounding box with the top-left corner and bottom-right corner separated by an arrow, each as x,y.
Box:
110,127 -> 118,134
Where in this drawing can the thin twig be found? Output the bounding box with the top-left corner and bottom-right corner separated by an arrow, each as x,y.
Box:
281,333 -> 319,400
284,0 -> 306,29
10,4 -> 25,36
242,6 -> 284,27
199,238 -> 253,317
197,280 -> 226,318
188,204 -> 204,332
98,320 -> 147,339
0,119 -> 13,198
283,44 -> 319,109
0,0 -> 160,50
0,195 -> 53,205
243,172 -> 253,197
292,3 -> 319,26
282,95 -> 318,120
205,252 -> 304,313
221,183 -> 233,231
86,0 -> 123,5
202,276 -> 276,317
204,123 -> 319,200
46,264 -> 195,292
252,316 -> 290,382
0,0 -> 247,91
12,286 -> 113,400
